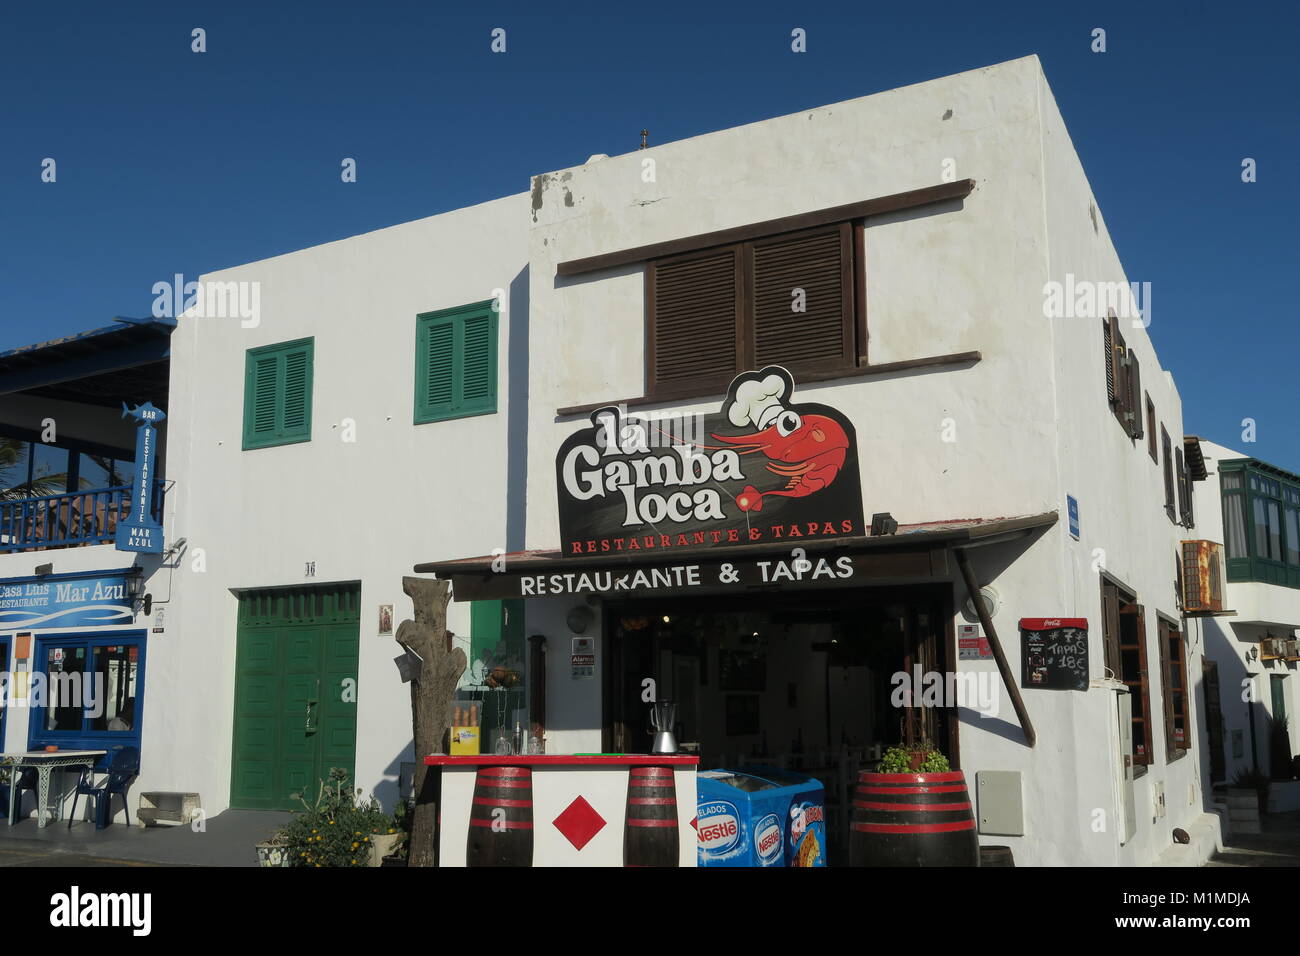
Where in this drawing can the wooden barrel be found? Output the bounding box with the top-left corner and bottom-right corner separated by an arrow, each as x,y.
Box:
466,766 -> 534,866
980,845 -> 1015,867
849,770 -> 978,867
624,766 -> 679,867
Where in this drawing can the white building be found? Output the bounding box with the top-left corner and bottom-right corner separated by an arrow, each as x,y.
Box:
1188,439 -> 1300,813
2,55 -> 1226,866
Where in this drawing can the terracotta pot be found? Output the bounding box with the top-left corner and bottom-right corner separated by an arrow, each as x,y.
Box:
908,751 -> 926,771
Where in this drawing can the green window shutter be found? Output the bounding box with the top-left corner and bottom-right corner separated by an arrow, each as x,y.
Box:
418,318 -> 456,420
415,301 -> 498,424
243,338 -> 314,449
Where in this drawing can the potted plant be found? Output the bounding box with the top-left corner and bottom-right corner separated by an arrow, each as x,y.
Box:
878,740 -> 951,773
376,801 -> 411,867
276,767 -> 393,867
255,831 -> 291,868
1230,767 -> 1272,817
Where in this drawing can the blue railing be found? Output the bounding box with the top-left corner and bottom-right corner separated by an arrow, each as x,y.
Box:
0,482 -> 166,553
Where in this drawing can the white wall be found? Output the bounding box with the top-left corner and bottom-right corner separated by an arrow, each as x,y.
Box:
1193,439 -> 1300,783
159,193 -> 529,814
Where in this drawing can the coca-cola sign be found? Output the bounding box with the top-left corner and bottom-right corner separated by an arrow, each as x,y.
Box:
556,366 -> 864,557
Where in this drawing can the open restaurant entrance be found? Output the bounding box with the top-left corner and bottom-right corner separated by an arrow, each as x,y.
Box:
604,585 -> 955,861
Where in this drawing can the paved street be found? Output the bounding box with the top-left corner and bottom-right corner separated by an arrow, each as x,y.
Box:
0,810 -> 290,867
1208,811 -> 1300,867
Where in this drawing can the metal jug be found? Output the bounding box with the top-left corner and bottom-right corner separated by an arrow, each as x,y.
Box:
650,699 -> 678,754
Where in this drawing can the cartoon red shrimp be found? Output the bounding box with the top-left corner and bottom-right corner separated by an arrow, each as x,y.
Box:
709,409 -> 849,512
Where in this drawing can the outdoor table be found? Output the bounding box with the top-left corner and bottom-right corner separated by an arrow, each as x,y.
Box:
1,751 -> 106,828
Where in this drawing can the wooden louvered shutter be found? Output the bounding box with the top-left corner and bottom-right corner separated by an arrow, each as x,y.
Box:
1103,316 -> 1117,405
243,338 -> 313,449
1175,447 -> 1190,527
415,301 -> 497,423
421,319 -> 455,418
1162,427 -> 1175,515
750,224 -> 853,372
248,355 -> 279,444
459,309 -> 496,415
1160,621 -> 1177,756
1102,582 -> 1121,679
648,246 -> 741,394
1125,351 -> 1142,439
280,345 -> 312,439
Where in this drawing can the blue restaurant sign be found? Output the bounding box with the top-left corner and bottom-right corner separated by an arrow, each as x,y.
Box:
116,401 -> 165,554
0,570 -> 135,630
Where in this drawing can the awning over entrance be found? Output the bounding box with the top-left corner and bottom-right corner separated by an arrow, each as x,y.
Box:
414,512 -> 1057,603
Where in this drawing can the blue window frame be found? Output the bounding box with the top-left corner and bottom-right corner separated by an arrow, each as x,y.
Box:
28,632 -> 145,769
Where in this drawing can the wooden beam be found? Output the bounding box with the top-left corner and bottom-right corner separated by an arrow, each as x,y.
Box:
555,179 -> 976,277
556,350 -> 981,418
954,547 -> 1036,748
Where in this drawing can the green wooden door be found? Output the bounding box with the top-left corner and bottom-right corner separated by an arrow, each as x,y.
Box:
231,585 -> 360,810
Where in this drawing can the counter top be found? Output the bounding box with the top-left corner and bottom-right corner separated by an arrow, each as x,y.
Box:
424,754 -> 699,767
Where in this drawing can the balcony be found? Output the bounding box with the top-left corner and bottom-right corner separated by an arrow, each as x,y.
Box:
0,481 -> 166,553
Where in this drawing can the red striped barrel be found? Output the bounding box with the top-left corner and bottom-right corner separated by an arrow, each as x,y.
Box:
849,770 -> 978,867
466,766 -> 534,866
623,766 -> 679,867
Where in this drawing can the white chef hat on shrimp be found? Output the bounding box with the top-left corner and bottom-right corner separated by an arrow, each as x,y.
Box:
724,366 -> 795,430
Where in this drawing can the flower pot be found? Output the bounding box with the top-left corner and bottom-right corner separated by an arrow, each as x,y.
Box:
849,770 -> 978,867
368,832 -> 402,867
908,752 -> 926,771
255,842 -> 290,867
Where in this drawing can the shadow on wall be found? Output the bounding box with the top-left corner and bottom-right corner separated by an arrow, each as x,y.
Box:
506,265 -> 530,552
1203,618 -> 1274,783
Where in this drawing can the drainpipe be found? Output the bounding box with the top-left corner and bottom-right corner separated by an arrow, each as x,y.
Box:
954,547 -> 1037,748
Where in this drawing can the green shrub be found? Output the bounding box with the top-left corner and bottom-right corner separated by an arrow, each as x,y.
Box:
877,743 -> 950,773
279,768 -> 392,868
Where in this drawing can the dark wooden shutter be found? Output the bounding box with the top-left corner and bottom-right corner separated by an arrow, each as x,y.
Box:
1162,427 -> 1175,514
1146,396 -> 1158,461
1125,352 -> 1142,439
1133,604 -> 1152,766
1102,581 -> 1121,679
648,247 -> 741,393
1175,447 -> 1189,526
1160,621 -> 1176,756
750,224 -> 853,371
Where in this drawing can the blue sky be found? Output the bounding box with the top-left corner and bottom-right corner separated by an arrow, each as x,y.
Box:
1,1 -> 1297,467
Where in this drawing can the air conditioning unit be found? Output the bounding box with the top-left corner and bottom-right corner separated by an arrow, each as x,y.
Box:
1181,540 -> 1225,614
1285,639 -> 1300,661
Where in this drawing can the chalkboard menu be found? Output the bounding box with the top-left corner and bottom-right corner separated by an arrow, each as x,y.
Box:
1019,618 -> 1089,691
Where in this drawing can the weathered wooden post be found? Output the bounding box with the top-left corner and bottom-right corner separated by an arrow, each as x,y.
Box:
397,575 -> 466,867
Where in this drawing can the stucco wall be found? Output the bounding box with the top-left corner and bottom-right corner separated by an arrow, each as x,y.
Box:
157,193 -> 529,814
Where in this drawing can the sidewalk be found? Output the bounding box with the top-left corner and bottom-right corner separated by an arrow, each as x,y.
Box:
1207,810 -> 1300,867
0,810 -> 291,867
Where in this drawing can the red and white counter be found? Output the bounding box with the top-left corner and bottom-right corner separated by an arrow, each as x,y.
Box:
425,754 -> 699,867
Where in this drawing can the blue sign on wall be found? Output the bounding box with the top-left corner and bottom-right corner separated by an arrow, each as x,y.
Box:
0,571 -> 134,630
1067,495 -> 1080,540
116,401 -> 165,554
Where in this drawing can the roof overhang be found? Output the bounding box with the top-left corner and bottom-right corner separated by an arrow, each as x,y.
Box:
415,512 -> 1057,603
0,316 -> 174,407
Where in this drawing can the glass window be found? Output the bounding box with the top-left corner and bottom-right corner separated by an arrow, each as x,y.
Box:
44,645 -> 89,731
1288,508 -> 1300,566
1223,494 -> 1248,558
77,453 -> 114,490
90,644 -> 139,731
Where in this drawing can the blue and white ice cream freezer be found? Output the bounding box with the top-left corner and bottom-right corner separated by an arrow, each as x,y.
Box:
695,767 -> 827,867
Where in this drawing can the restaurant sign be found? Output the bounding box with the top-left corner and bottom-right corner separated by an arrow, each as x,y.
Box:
556,367 -> 864,557
0,571 -> 134,630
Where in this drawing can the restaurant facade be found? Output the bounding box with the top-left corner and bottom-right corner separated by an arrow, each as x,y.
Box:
138,55 -> 1221,865
0,318 -> 173,824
